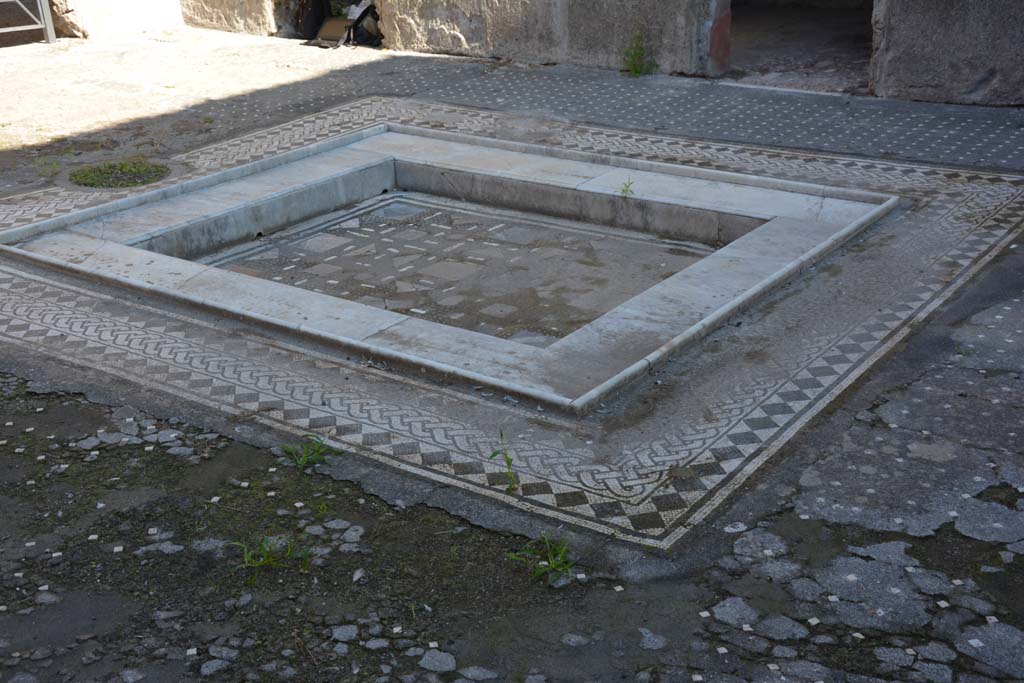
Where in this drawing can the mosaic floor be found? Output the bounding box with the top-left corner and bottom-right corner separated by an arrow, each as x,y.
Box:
205,194 -> 705,347
0,97 -> 1021,548
427,66 -> 1024,172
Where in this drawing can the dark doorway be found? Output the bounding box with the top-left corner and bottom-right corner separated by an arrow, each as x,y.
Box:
728,0 -> 874,95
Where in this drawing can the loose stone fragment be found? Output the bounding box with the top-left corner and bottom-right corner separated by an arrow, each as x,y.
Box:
733,529 -> 789,561
332,625 -> 358,642
324,518 -> 351,530
156,429 -> 182,443
418,649 -> 457,672
638,628 -> 667,651
460,667 -> 499,681
200,659 -> 230,676
712,597 -> 760,627
208,645 -> 239,662
34,591 -> 61,605
956,623 -> 1024,678
755,615 -> 809,641
560,632 -> 591,647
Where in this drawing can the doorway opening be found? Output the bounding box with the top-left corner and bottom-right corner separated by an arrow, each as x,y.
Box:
727,0 -> 875,95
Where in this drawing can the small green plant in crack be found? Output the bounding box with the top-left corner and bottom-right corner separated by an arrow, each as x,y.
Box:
623,32 -> 657,77
508,532 -> 574,585
69,157 -> 169,188
953,343 -> 975,357
33,157 -> 61,180
283,435 -> 333,468
489,430 -> 519,494
230,535 -> 308,584
620,178 -> 635,198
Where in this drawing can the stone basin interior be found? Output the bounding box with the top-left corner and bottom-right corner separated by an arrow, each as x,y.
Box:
201,193 -> 713,348
8,126 -> 898,412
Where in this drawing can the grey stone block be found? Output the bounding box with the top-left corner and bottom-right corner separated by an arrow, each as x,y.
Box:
378,0 -> 726,76
870,0 -> 1024,105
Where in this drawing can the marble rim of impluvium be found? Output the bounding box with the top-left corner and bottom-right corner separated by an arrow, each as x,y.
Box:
2,124 -> 896,414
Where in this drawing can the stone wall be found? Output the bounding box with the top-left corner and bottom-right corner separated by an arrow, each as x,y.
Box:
377,0 -> 732,76
179,0 -> 307,37
49,0 -> 88,38
180,0 -> 276,34
31,0 -> 1024,107
870,0 -> 1024,106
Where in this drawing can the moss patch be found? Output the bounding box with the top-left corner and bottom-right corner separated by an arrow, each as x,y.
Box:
69,157 -> 169,188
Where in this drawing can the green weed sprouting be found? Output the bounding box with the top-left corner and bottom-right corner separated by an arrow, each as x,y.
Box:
508,533 -> 575,585
230,535 -> 308,584
283,435 -> 333,468
69,157 -> 169,188
489,430 -> 519,494
623,32 -> 657,76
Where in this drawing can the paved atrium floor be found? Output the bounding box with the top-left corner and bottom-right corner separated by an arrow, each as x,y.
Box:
0,29 -> 1021,683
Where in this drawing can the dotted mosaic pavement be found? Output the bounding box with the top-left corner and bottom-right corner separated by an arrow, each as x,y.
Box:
427,66 -> 1024,173
0,97 -> 1021,548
